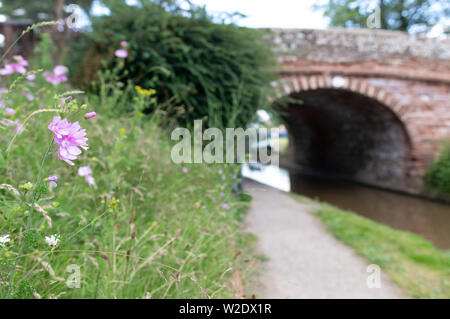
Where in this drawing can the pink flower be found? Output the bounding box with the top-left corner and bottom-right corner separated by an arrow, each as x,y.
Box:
78,165 -> 92,177
53,65 -> 68,75
48,116 -> 88,166
21,91 -> 34,101
222,203 -> 230,211
85,175 -> 96,185
115,49 -> 128,58
78,165 -> 95,185
26,74 -> 36,81
5,108 -> 15,115
1,118 -> 23,135
220,192 -> 225,197
0,55 -> 28,75
43,65 -> 69,85
13,120 -> 24,134
182,167 -> 188,173
120,41 -> 127,47
84,112 -> 96,120
1,118 -> 13,126
46,176 -> 58,188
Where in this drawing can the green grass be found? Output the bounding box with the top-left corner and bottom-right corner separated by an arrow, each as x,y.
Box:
290,194 -> 450,298
1,106 -> 255,298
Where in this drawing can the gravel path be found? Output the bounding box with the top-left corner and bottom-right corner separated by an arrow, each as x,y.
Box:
243,179 -> 405,299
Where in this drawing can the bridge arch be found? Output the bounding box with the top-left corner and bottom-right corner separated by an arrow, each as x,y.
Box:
267,28 -> 450,194
273,75 -> 417,191
274,75 -> 411,128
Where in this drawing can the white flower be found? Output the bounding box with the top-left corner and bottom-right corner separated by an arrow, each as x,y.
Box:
45,234 -> 60,248
0,235 -> 10,247
78,165 -> 92,177
78,165 -> 95,186
85,175 -> 96,185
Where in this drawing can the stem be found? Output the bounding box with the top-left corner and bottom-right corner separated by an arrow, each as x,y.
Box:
6,139 -> 54,298
0,35 -> 25,66
67,209 -> 108,242
0,21 -> 57,65
6,108 -> 60,154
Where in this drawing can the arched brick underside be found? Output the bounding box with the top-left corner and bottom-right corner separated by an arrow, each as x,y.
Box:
275,76 -> 410,124
274,77 -> 421,192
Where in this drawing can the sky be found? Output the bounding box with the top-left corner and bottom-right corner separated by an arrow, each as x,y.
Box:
93,0 -> 329,29
188,0 -> 329,29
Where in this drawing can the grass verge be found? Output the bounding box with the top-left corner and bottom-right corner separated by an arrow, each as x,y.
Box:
291,194 -> 450,298
1,111 -> 254,298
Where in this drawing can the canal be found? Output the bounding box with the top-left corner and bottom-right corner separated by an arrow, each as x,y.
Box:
242,164 -> 450,250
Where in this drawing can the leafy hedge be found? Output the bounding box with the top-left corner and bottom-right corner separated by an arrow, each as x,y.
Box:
425,141 -> 450,196
69,1 -> 276,129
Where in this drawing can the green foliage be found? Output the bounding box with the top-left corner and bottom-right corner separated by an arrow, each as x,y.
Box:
32,33 -> 55,71
11,280 -> 35,299
315,0 -> 449,33
425,141 -> 450,196
69,1 -> 276,129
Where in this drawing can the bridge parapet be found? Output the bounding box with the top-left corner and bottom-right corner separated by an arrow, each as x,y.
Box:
268,28 -> 450,83
269,28 -> 450,62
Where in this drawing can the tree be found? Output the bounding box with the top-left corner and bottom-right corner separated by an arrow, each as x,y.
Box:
69,0 -> 277,129
0,0 -> 95,23
316,0 -> 450,33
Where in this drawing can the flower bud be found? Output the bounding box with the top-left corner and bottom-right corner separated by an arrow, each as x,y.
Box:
19,182 -> 33,191
84,112 -> 96,119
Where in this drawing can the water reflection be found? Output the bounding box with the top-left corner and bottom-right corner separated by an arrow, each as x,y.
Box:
242,163 -> 291,192
242,164 -> 450,250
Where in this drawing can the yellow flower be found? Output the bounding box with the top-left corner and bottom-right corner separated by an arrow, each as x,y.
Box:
119,128 -> 127,134
135,85 -> 155,96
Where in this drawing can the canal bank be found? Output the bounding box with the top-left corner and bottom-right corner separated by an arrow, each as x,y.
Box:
243,179 -> 405,298
242,168 -> 450,298
243,164 -> 450,250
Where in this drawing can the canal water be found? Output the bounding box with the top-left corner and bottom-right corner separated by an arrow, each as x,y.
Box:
242,164 -> 450,250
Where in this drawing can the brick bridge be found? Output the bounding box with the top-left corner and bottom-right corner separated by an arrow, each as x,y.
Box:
269,28 -> 450,195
